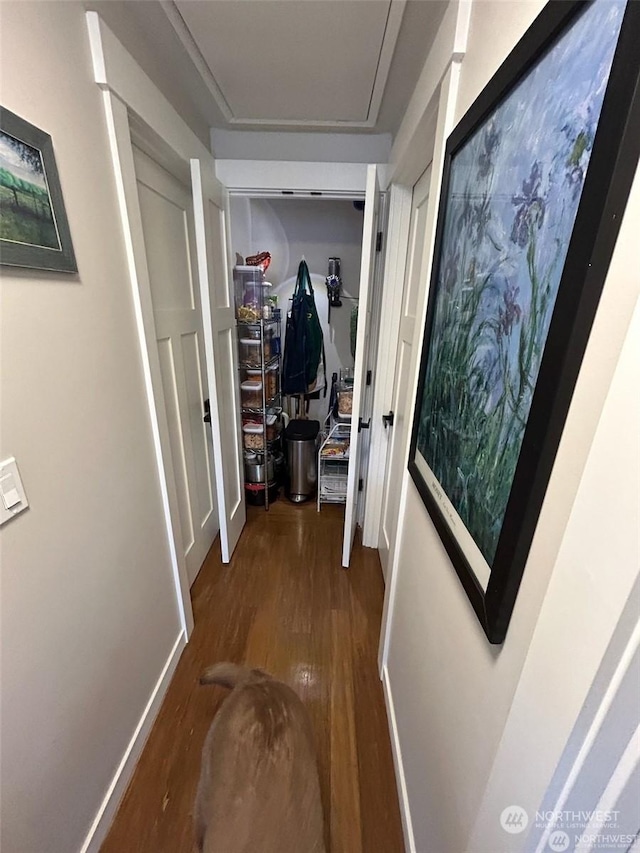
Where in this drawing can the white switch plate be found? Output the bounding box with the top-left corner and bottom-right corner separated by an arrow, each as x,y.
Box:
0,457 -> 29,525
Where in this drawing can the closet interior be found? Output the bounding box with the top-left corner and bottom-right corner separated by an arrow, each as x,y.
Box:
229,195 -> 365,513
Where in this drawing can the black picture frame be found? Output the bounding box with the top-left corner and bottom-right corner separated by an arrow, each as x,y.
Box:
408,0 -> 640,644
0,107 -> 77,273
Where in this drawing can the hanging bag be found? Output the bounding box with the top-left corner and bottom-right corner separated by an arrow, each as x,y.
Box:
282,260 -> 326,397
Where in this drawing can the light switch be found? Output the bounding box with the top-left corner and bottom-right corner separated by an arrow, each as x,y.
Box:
0,457 -> 29,525
2,487 -> 21,510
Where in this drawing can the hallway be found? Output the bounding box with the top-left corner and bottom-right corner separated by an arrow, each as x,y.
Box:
101,500 -> 404,853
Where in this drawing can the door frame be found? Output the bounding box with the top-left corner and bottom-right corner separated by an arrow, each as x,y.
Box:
360,182 -> 412,553
86,12 -> 225,637
376,62 -> 462,676
131,143 -> 220,586
374,164 -> 432,585
224,183 -> 386,556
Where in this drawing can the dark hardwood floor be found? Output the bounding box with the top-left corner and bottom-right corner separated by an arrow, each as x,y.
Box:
101,499 -> 404,853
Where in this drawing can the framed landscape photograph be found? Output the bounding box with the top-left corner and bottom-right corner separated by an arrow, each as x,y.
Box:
0,107 -> 76,272
408,0 -> 640,643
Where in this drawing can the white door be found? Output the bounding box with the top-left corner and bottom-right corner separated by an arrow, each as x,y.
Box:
133,147 -> 219,586
191,158 -> 246,562
378,165 -> 431,577
342,165 -> 380,567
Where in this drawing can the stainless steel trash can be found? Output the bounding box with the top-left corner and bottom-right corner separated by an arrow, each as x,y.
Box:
285,419 -> 319,503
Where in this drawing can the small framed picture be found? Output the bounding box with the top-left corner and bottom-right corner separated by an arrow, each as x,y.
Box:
0,107 -> 77,273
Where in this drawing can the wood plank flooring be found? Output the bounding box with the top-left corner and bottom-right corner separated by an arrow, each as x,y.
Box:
101,500 -> 404,853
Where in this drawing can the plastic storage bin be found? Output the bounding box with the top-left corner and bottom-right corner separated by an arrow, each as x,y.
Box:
242,415 -> 278,450
337,381 -> 353,418
240,379 -> 263,409
238,339 -> 262,366
265,364 -> 278,400
234,265 -> 270,322
244,366 -> 277,399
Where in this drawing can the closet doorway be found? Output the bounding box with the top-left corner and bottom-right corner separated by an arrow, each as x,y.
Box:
227,166 -> 382,567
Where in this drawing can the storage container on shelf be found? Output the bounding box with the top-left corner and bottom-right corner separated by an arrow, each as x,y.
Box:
233,265 -> 271,322
262,325 -> 274,359
242,414 -> 278,450
238,338 -> 262,366
240,379 -> 263,409
265,364 -> 279,400
337,380 -> 353,419
244,367 -> 278,400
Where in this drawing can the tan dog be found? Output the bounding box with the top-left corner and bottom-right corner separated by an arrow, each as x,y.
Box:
195,663 -> 326,853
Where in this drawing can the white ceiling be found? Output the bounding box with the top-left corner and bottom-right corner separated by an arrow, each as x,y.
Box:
84,0 -> 447,144
171,0 -> 401,126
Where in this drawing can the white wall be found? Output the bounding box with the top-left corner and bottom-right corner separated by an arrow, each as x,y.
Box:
229,196 -> 364,421
468,283 -> 640,852
0,4 -> 182,852
382,2 -> 640,852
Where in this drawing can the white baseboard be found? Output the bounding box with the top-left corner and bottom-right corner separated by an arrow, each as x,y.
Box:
79,631 -> 186,853
382,663 -> 415,853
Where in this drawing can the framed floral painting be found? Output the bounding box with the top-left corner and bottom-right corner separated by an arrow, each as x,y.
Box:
408,0 -> 640,643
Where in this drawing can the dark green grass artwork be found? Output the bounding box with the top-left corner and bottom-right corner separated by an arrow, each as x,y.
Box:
416,0 -> 624,567
0,130 -> 59,250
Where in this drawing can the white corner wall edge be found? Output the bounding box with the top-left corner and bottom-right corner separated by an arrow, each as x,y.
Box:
85,11 -> 212,165
387,0 -> 468,185
382,664 -> 416,853
79,631 -> 186,853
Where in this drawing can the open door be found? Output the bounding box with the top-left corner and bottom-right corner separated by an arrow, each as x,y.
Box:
342,165 -> 380,567
379,165 -> 431,578
191,158 -> 246,562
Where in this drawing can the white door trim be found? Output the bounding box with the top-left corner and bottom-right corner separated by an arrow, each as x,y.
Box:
361,183 -> 412,550
190,160 -> 246,562
342,165 -> 380,567
86,11 -> 222,636
99,90 -> 193,637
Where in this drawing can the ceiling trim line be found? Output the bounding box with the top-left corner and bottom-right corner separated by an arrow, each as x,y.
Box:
160,0 -> 235,122
366,0 -> 407,124
161,0 -> 407,131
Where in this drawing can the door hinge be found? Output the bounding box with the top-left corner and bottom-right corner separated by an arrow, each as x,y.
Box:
366,369 -> 372,386
358,478 -> 363,492
376,231 -> 383,252
358,417 -> 370,433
